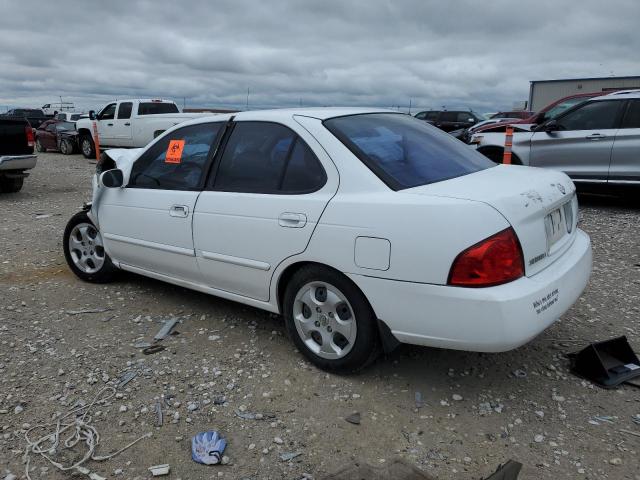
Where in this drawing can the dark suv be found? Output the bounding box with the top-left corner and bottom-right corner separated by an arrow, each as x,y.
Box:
414,110 -> 485,132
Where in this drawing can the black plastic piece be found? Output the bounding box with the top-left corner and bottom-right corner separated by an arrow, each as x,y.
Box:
569,336 -> 640,388
483,460 -> 522,480
377,319 -> 401,354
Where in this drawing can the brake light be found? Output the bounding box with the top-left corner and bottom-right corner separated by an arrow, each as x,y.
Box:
448,227 -> 524,287
25,126 -> 35,147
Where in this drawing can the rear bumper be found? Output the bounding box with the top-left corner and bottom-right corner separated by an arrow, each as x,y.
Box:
348,229 -> 592,352
0,154 -> 37,171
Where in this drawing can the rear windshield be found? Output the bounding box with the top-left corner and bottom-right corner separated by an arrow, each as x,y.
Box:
324,113 -> 495,190
137,102 -> 179,115
16,109 -> 46,117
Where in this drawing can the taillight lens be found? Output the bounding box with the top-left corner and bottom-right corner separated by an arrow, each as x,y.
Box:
448,227 -> 524,287
25,126 -> 35,147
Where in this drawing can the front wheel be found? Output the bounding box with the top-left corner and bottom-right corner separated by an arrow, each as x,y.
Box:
63,211 -> 118,283
80,135 -> 95,159
283,265 -> 380,372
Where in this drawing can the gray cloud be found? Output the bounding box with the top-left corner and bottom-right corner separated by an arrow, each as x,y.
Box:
0,0 -> 638,113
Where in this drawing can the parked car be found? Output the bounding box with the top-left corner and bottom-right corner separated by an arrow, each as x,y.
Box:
75,99 -> 207,158
414,110 -> 485,132
0,116 -> 37,192
2,108 -> 48,129
449,117 -> 520,140
35,119 -> 79,154
490,111 -> 535,120
63,108 -> 591,372
472,91 -> 640,189
42,102 -> 75,116
55,112 -> 86,122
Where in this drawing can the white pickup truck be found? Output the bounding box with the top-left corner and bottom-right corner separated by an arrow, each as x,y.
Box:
75,99 -> 209,158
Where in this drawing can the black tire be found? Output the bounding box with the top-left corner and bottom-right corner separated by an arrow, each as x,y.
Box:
60,139 -> 73,155
63,211 -> 118,283
0,176 -> 24,193
35,138 -> 45,152
283,265 -> 380,373
80,135 -> 95,159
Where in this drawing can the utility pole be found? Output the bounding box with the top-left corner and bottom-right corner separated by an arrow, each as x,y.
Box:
183,97 -> 186,110
409,98 -> 412,115
246,87 -> 250,110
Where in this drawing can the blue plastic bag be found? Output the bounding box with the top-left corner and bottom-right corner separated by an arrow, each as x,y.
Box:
191,431 -> 227,465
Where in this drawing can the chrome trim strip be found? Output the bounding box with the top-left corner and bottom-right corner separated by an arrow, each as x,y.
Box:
200,250 -> 271,271
608,179 -> 640,185
102,233 -> 195,256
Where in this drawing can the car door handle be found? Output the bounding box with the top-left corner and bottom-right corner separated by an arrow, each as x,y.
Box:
124,122 -> 131,126
278,212 -> 307,228
107,123 -> 114,126
169,205 -> 189,217
586,133 -> 606,140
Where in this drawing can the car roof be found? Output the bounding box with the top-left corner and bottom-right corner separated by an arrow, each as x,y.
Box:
204,107 -> 399,122
598,89 -> 640,100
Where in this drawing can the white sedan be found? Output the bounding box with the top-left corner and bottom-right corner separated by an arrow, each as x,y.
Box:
63,108 -> 592,372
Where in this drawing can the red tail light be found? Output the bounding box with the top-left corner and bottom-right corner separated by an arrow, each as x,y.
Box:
448,227 -> 524,287
25,126 -> 35,147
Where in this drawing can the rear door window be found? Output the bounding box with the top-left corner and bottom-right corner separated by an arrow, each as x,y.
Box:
212,122 -> 326,194
138,102 -> 180,115
324,113 -> 495,190
129,123 -> 223,190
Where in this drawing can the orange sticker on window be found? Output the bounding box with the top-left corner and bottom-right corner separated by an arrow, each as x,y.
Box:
165,139 -> 185,164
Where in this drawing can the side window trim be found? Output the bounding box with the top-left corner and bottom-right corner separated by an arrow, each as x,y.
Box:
205,120 -> 327,195
619,99 -> 640,129
126,122 -> 226,191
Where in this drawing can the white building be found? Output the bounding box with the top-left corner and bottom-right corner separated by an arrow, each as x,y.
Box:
528,76 -> 640,111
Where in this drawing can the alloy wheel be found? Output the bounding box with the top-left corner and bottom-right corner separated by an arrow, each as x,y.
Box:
293,281 -> 357,360
68,222 -> 105,274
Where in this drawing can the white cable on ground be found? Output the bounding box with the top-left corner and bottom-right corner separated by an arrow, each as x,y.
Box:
23,386 -> 151,480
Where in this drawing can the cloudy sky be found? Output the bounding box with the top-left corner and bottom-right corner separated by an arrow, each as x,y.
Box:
0,0 -> 638,113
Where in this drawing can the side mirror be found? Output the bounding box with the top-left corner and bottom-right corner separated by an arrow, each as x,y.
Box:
89,110 -> 96,121
544,120 -> 560,133
99,169 -> 124,188
533,113 -> 545,124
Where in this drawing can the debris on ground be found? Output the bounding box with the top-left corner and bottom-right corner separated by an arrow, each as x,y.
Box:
148,464 -> 170,476
22,386 -> 150,480
280,451 -> 303,462
345,412 -> 361,425
191,431 -> 227,465
66,307 -> 112,315
154,318 -> 180,341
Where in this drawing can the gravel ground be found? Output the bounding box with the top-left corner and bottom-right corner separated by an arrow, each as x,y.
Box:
1,152 -> 639,480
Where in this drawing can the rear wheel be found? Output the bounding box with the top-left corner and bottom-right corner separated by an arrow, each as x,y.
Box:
283,265 -> 380,372
35,138 -> 45,152
63,211 -> 118,283
80,135 -> 95,159
60,139 -> 73,155
0,176 -> 24,193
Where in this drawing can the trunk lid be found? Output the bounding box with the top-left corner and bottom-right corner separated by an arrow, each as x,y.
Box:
404,165 -> 578,276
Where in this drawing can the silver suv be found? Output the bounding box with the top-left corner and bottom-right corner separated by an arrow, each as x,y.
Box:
472,90 -> 640,187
